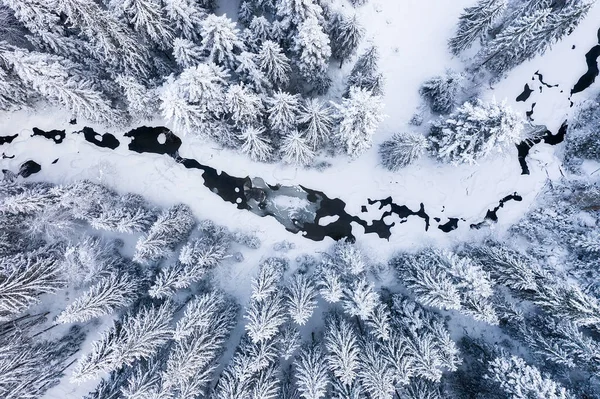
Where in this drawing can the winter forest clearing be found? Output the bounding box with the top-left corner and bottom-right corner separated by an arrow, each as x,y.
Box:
2,0 -> 600,398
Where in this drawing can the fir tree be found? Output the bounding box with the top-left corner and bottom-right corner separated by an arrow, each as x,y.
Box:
429,99 -> 523,165
62,235 -> 121,286
294,343 -> 329,399
267,91 -> 300,133
280,130 -> 315,166
293,17 -> 331,83
239,126 -> 274,162
225,83 -> 264,128
335,87 -> 385,158
200,14 -> 245,68
163,0 -> 206,41
448,0 -> 508,55
134,204 -> 196,264
116,75 -> 160,121
342,276 -> 379,320
334,240 -> 366,275
324,313 -> 361,386
276,0 -> 324,30
118,0 -> 174,49
56,271 -> 140,324
257,40 -> 291,88
71,301 -> 174,382
328,12 -> 364,65
345,45 -> 384,96
379,132 -> 428,171
235,51 -> 271,93
285,273 -> 317,325
317,268 -> 344,303
297,98 -> 334,148
245,292 -> 287,343
173,37 -> 203,68
278,323 -> 302,360
358,341 -> 397,399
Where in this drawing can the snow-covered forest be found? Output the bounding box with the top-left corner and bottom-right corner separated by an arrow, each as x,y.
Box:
1,0 -> 600,398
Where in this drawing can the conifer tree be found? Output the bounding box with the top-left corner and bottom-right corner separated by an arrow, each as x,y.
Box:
118,0 -> 174,49
293,17 -> 331,83
257,40 -> 291,88
342,276 -> 379,320
235,51 -> 271,93
420,70 -> 462,114
134,204 -> 196,264
285,273 -> 317,325
163,0 -> 206,41
225,83 -> 264,128
173,38 -> 203,68
346,45 -> 384,96
280,130 -> 315,166
335,87 -> 385,158
200,14 -> 245,68
448,0 -> 508,55
358,341 -> 396,399
267,91 -> 300,133
294,343 -> 329,399
278,323 -> 301,360
245,292 -> 287,343
379,132 -> 428,171
324,313 -> 361,386
329,12 -> 364,65
297,98 -> 334,148
239,126 -> 274,162
56,272 -> 140,324
429,99 -> 523,165
276,0 -> 324,30
115,75 -> 160,121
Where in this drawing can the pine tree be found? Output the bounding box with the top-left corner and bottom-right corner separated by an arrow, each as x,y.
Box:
116,75 -> 160,121
486,355 -> 571,399
366,304 -> 392,341
429,99 -> 523,165
297,98 -> 334,148
294,343 -> 329,399
379,132 -> 428,171
120,354 -> 164,399
248,16 -> 273,46
448,0 -> 508,55
56,272 -> 139,324
324,313 -> 361,386
280,130 -> 315,166
342,276 -> 379,320
0,183 -> 62,214
225,83 -> 264,128
276,0 -> 324,30
71,301 -> 174,382
90,198 -> 157,234
62,235 -> 121,285
278,323 -> 301,360
293,17 -> 331,83
239,126 -> 274,162
420,70 -> 462,114
257,40 -> 291,88
1,49 -> 117,123
163,0 -> 206,41
173,291 -> 232,340
334,240 -> 366,275
329,12 -> 364,65
245,292 -> 287,343
335,87 -> 385,158
346,45 -> 384,96
235,51 -> 271,93
118,0 -> 174,49
267,91 -> 300,133
483,8 -> 551,74
0,251 -> 64,321
317,268 -> 344,303
285,273 -> 317,325
200,14 -> 245,68
134,204 -> 196,264
173,37 -> 203,68
358,341 -> 396,399
0,68 -> 28,111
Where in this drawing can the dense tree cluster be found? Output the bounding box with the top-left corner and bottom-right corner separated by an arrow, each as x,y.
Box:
0,0 -> 386,165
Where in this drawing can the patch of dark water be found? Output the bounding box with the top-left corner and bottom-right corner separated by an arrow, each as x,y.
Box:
32,128 -> 65,144
76,127 -> 119,149
17,160 -> 41,178
516,84 -> 534,102
470,193 -> 523,229
0,134 -> 18,145
516,122 -> 568,175
571,28 -> 600,95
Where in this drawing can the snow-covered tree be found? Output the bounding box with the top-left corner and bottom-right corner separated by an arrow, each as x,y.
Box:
134,204 -> 195,264
334,240 -> 366,275
328,12 -> 363,65
278,323 -> 301,360
61,235 -> 121,285
379,132 -> 428,171
358,341 -> 396,399
334,87 -> 385,158
324,313 -> 361,386
239,126 -> 274,162
342,276 -> 379,320
294,343 -> 329,399
56,272 -> 139,324
235,51 -> 271,93
317,268 -> 344,303
280,130 -> 315,166
420,70 -> 462,114
267,91 -> 300,133
245,292 -> 287,343
200,14 -> 245,68
297,98 -> 334,148
276,0 -> 324,30
115,75 -> 160,121
1,49 -> 117,123
225,83 -> 264,127
172,290 -> 234,340
257,40 -> 291,88
118,0 -> 174,49
346,45 -> 384,96
173,37 -> 203,68
487,355 -> 571,399
366,303 -> 392,341
72,301 -> 174,382
285,273 -> 317,325
0,183 -> 62,214
448,0 -> 508,55
90,200 -> 156,234
429,99 -> 523,165
0,252 -> 64,321
293,17 -> 331,83
163,0 -> 206,41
